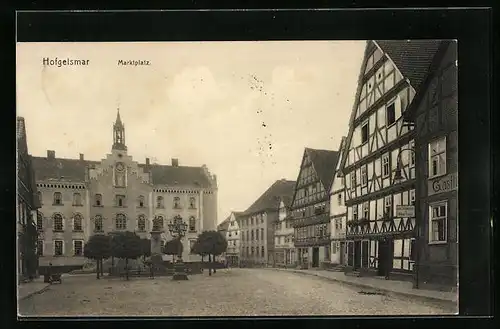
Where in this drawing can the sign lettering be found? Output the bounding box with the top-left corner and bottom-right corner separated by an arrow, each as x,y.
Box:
428,172 -> 458,196
396,205 -> 415,218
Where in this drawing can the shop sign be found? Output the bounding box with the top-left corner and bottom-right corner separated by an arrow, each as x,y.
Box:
428,172 -> 458,196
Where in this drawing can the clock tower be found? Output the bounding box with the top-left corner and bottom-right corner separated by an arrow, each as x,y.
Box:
112,108 -> 127,151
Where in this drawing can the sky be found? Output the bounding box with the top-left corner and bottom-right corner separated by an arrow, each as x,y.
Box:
16,41 -> 366,224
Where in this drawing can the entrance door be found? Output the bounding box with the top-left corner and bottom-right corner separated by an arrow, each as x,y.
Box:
339,242 -> 345,265
312,247 -> 319,267
377,238 -> 394,277
354,241 -> 362,270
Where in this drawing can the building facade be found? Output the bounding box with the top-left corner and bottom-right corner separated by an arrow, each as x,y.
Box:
403,41 -> 458,290
17,117 -> 41,280
341,40 -> 442,281
225,212 -> 242,266
291,148 -> 339,269
239,179 -> 295,267
329,137 -> 347,267
33,110 -> 218,268
273,197 -> 295,267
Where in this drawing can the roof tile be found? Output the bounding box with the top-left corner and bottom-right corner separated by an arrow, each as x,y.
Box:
244,179 -> 296,215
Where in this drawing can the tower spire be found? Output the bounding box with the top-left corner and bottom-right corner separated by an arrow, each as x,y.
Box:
112,108 -> 127,151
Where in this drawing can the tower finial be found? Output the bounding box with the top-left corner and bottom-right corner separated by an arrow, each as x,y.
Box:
115,107 -> 122,126
112,107 -> 126,151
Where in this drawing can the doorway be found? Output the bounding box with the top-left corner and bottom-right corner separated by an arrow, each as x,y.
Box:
312,247 -> 319,268
354,241 -> 361,270
339,242 -> 345,265
377,238 -> 394,277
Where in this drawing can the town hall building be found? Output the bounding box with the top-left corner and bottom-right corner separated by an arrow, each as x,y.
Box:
33,110 -> 218,268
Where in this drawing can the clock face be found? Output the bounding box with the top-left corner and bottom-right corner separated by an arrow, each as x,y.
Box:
116,162 -> 125,172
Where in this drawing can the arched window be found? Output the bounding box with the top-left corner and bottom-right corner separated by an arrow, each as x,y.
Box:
156,196 -> 164,208
189,197 -> 196,209
36,212 -> 43,231
115,214 -> 127,230
95,194 -> 102,206
73,193 -> 82,206
153,215 -> 164,231
94,215 -> 103,232
53,213 -> 64,231
137,215 -> 146,231
53,192 -> 62,205
73,214 -> 83,231
173,197 -> 181,209
188,216 -> 196,232
138,195 -> 145,208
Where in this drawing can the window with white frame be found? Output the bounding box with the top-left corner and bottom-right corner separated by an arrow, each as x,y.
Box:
115,195 -> 126,207
410,190 -> 416,206
173,196 -> 181,209
37,240 -> 44,256
156,196 -> 164,208
361,165 -> 368,186
429,202 -> 447,243
361,120 -> 369,144
54,240 -> 64,256
153,215 -> 164,231
350,172 -> 357,189
53,213 -> 64,231
73,214 -> 83,231
352,206 -> 358,221
335,218 -> 342,230
138,195 -> 145,208
73,240 -> 83,256
36,213 -> 43,231
386,102 -> 396,126
409,140 -> 416,167
94,215 -> 103,232
429,137 -> 447,178
95,194 -> 102,206
384,196 -> 392,216
137,215 -> 146,231
189,216 -> 196,232
363,202 -> 369,219
73,193 -> 82,206
115,213 -> 127,230
53,192 -> 62,205
382,154 -> 390,177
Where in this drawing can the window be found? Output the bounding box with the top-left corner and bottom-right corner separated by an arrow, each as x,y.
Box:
73,193 -> 82,206
36,213 -> 43,231
409,141 -> 416,167
386,102 -> 396,126
429,202 -> 447,243
384,196 -> 392,216
95,194 -> 102,206
138,195 -> 145,208
351,172 -> 357,188
115,195 -> 126,207
189,216 -> 196,232
361,121 -> 369,144
173,197 -> 181,209
37,240 -> 44,256
53,214 -> 64,231
256,229 -> 259,240
157,196 -> 164,208
115,213 -> 127,230
261,228 -> 264,240
189,197 -> 196,209
261,246 -> 265,257
54,240 -> 64,256
363,202 -> 369,220
335,218 -> 342,230
429,137 -> 447,178
352,206 -> 358,221
337,193 -> 342,205
73,240 -> 83,256
94,215 -> 103,232
410,190 -> 416,206
138,215 -> 146,231
382,154 -> 390,177
53,192 -> 62,205
153,216 -> 164,231
73,214 -> 83,231
361,165 -> 368,186
251,230 -> 254,240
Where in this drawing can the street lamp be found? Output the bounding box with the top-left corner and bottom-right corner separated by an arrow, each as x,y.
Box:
393,146 -> 419,289
167,215 -> 188,281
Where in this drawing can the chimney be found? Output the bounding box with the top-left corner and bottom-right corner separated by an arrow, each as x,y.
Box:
146,157 -> 150,166
171,158 -> 179,167
79,153 -> 84,161
47,150 -> 55,159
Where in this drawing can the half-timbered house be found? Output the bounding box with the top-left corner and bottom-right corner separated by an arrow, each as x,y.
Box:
329,137 -> 347,269
340,40 -> 443,281
291,148 -> 339,269
402,41 -> 458,291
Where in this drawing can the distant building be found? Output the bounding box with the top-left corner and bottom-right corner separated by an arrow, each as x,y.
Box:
32,110 -> 218,268
290,148 -> 339,269
403,41 -> 458,290
16,117 -> 41,280
239,179 -> 295,266
273,196 -> 295,267
219,212 -> 243,266
217,218 -> 230,262
329,137 -> 348,268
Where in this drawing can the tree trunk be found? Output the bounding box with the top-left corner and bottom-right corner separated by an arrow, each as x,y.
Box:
125,258 -> 129,280
213,255 -> 217,274
96,259 -> 100,279
208,254 -> 212,276
100,259 -> 104,277
111,255 -> 115,275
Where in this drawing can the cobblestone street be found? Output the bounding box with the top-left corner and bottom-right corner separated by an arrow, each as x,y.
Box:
19,269 -> 454,316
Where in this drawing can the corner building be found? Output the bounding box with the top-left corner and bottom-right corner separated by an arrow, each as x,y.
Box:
33,110 -> 218,268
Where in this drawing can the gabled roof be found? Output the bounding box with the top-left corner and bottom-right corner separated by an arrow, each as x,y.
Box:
339,40 -> 444,172
244,179 -> 296,215
305,148 -> 340,192
217,217 -> 230,231
32,156 -> 214,187
280,195 -> 294,209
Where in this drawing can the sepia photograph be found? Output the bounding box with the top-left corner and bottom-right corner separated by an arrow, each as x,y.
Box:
16,39 -> 458,317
